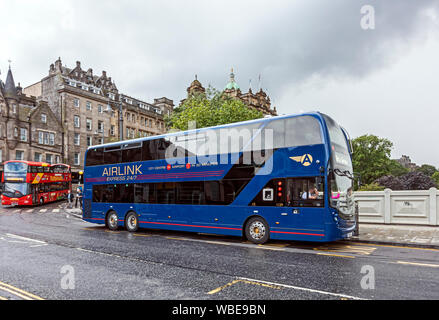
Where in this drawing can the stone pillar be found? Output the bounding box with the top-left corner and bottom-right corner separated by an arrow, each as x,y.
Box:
384,188 -> 392,224
429,187 -> 437,226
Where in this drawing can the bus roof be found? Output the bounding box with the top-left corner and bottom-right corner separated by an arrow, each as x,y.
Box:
87,111 -> 324,151
3,160 -> 71,169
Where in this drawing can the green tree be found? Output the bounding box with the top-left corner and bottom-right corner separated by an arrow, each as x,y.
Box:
352,134 -> 393,186
358,182 -> 385,191
432,172 -> 439,186
388,160 -> 409,177
165,86 -> 263,131
417,164 -> 437,177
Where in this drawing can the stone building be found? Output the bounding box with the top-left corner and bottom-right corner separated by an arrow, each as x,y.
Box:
181,70 -> 277,116
396,155 -> 418,171
0,66 -> 63,168
23,58 -> 174,176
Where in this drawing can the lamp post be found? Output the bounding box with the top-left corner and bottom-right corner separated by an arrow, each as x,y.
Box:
107,97 -> 124,141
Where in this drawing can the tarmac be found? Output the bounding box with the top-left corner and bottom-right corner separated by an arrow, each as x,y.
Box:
65,204 -> 439,248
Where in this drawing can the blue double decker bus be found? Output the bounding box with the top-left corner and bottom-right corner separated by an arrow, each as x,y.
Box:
82,112 -> 355,244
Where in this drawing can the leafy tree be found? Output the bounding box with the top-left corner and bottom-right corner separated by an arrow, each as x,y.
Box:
352,135 -> 393,186
375,175 -> 405,190
402,171 -> 436,190
388,160 -> 409,177
375,172 -> 437,190
416,164 -> 437,177
358,182 -> 385,191
166,86 -> 263,131
432,172 -> 439,186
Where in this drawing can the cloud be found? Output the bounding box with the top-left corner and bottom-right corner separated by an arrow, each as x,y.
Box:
1,0 -> 439,165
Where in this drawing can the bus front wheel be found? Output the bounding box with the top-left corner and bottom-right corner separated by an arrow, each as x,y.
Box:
106,211 -> 119,231
125,212 -> 139,232
245,217 -> 269,244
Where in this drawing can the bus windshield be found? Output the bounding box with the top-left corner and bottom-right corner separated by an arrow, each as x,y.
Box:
324,115 -> 354,219
4,162 -> 28,174
3,183 -> 29,197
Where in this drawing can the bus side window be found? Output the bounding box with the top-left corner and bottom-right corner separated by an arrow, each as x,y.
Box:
287,177 -> 324,207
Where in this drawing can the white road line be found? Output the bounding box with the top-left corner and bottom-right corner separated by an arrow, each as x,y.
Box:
6,233 -> 47,245
52,209 -> 60,213
39,209 -> 47,213
25,209 -> 33,213
238,277 -> 365,300
397,261 -> 439,268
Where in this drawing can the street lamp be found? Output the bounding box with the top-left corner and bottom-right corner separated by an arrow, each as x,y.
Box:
107,97 -> 124,141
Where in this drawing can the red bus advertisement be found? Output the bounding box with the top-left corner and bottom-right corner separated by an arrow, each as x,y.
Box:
1,161 -> 72,206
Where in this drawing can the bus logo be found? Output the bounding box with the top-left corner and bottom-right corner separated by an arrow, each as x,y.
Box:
290,154 -> 313,167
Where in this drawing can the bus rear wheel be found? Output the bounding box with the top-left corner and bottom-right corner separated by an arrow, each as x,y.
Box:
125,212 -> 139,232
106,211 -> 119,231
245,217 -> 269,244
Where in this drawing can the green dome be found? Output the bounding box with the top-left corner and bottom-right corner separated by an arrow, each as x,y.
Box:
224,69 -> 240,90
225,81 -> 240,90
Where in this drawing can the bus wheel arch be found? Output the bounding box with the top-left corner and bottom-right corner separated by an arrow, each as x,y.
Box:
105,210 -> 119,231
243,215 -> 270,244
125,211 -> 139,232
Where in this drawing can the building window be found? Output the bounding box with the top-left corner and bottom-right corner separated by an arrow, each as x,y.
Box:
12,104 -> 17,114
97,137 -> 103,145
55,155 -> 60,164
0,150 -> 2,163
98,121 -> 104,133
46,154 -> 53,164
34,152 -> 42,162
98,105 -> 103,113
41,113 -> 47,123
20,128 -> 28,142
110,125 -> 115,136
15,150 -> 24,160
74,99 -> 80,107
74,133 -> 80,145
74,153 -> 80,165
49,133 -> 55,145
87,136 -> 92,147
86,101 -> 92,111
74,116 -> 80,128
14,127 -> 18,137
86,118 -> 92,131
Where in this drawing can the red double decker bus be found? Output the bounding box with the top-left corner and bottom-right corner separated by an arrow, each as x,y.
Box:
1,161 -> 72,206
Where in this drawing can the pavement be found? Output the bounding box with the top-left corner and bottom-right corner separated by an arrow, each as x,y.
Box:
0,202 -> 439,300
351,224 -> 439,249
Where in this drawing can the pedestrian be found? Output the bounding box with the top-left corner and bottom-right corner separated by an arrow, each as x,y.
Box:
67,190 -> 74,208
75,186 -> 83,208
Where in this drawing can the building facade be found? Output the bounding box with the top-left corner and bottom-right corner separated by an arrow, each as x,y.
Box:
181,70 -> 277,116
23,58 -> 174,175
0,66 -> 63,168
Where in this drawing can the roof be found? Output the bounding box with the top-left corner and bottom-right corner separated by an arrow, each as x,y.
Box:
4,67 -> 17,98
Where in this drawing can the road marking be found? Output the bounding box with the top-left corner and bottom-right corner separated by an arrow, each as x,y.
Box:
13,209 -> 20,213
314,244 -> 376,255
0,296 -> 8,300
52,209 -> 60,213
25,209 -> 33,213
396,261 -> 439,268
347,242 -> 439,252
104,230 -> 121,234
39,209 -> 47,213
208,279 -> 281,295
238,277 -> 365,300
316,253 -> 355,259
0,281 -> 44,300
6,233 -> 46,244
133,233 -> 151,237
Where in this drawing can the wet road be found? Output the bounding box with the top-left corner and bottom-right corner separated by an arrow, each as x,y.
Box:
0,202 -> 438,300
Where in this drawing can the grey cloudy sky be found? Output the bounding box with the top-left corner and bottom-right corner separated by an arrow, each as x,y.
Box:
1,0 -> 439,165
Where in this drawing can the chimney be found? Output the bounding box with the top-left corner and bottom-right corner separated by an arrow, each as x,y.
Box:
76,61 -> 81,68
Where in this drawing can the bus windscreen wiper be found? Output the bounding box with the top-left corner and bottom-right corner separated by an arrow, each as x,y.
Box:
333,169 -> 354,180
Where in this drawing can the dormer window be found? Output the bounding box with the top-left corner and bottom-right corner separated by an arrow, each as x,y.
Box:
41,113 -> 47,123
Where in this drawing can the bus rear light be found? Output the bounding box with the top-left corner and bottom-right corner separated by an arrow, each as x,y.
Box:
278,193 -> 283,197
